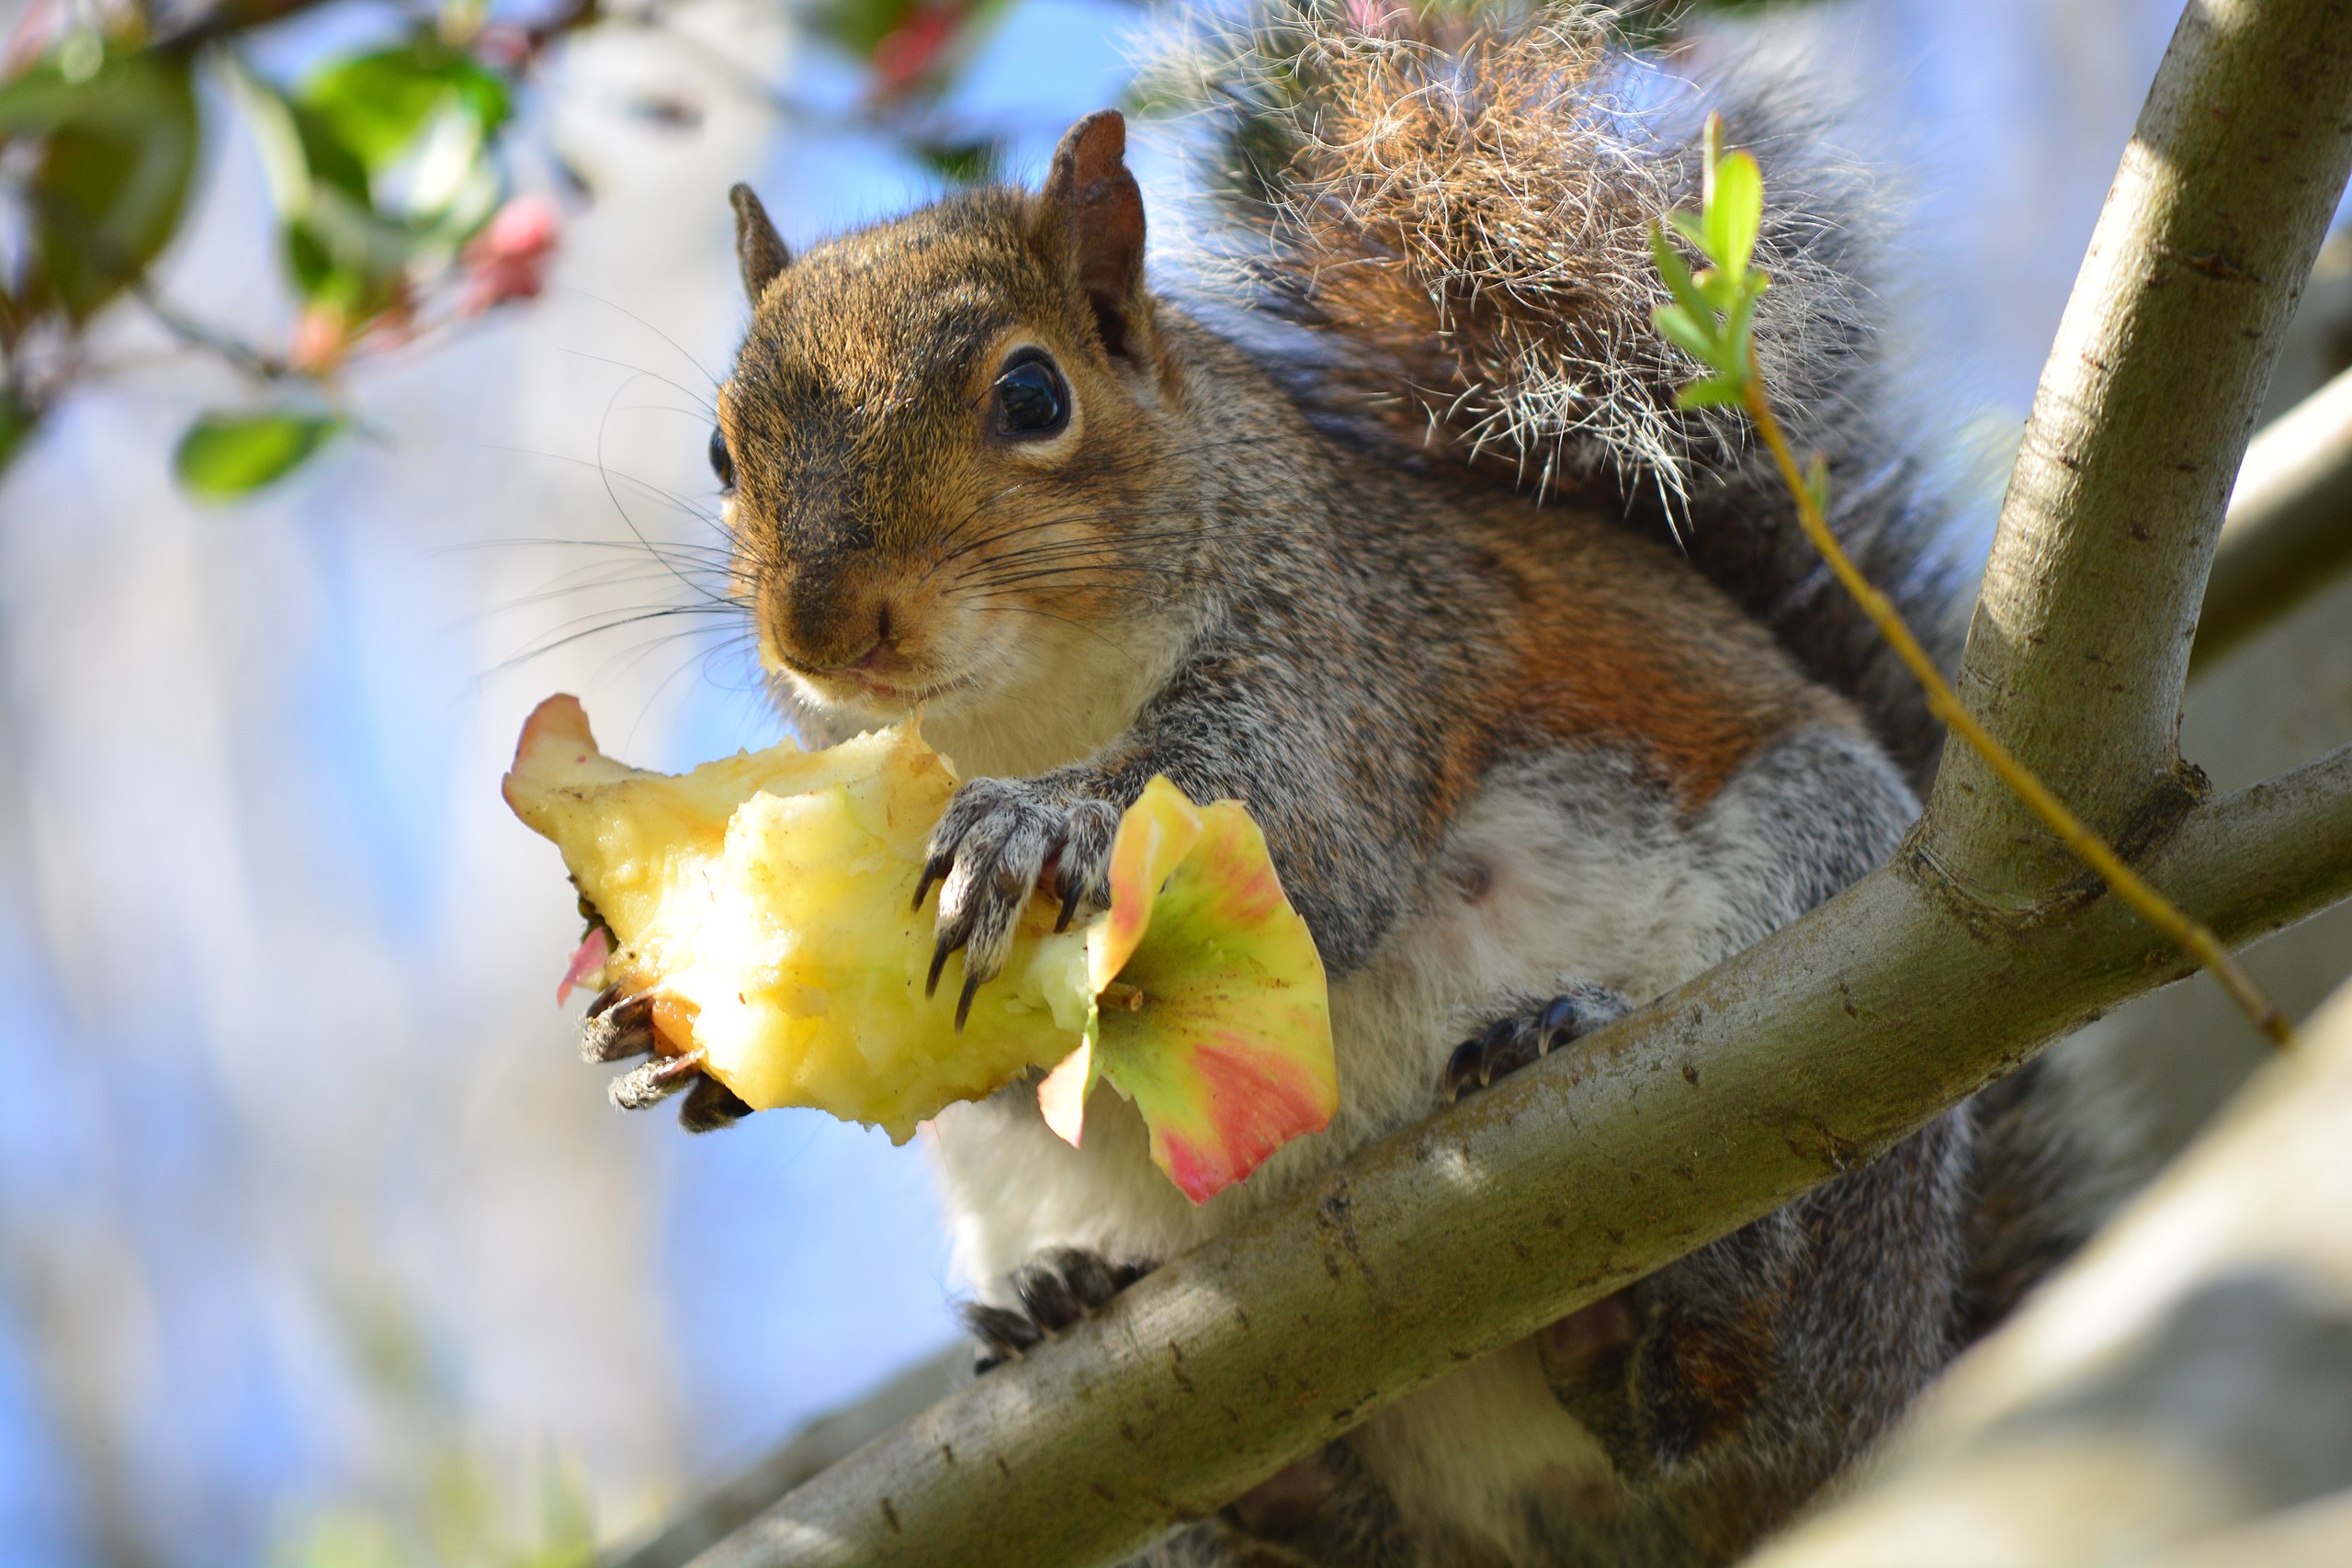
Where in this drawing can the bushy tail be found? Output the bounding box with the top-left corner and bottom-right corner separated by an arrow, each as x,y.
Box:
1147,0 -> 1963,783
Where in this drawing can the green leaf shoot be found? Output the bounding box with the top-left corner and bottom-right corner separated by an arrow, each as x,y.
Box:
1648,114 -> 1772,400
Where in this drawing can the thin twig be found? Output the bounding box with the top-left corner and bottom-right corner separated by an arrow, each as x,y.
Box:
128,281 -> 290,382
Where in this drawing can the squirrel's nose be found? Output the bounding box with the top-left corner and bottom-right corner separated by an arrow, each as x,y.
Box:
853,604 -> 896,668
772,593 -> 902,677
829,604 -> 901,673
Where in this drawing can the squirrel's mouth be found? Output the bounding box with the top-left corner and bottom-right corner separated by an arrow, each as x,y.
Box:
759,604 -> 987,716
779,660 -> 974,714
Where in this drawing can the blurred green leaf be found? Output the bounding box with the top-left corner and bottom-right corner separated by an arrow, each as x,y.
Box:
0,51 -> 199,323
232,69 -> 428,315
288,98 -> 375,204
174,412 -> 344,500
1803,452 -> 1831,516
1650,228 -> 1722,351
1650,118 -> 1775,402
300,42 -> 510,172
232,66 -> 358,211
809,0 -> 929,62
911,136 -> 997,184
0,397 -> 32,480
1723,282 -> 1764,366
810,0 -> 1014,97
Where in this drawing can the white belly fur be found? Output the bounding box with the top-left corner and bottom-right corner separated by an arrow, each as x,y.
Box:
925,730 -> 1909,1552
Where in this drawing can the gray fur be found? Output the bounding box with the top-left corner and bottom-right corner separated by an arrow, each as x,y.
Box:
683,7 -> 2094,1562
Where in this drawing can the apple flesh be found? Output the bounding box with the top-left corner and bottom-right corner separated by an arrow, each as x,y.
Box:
502,695 -> 1337,1201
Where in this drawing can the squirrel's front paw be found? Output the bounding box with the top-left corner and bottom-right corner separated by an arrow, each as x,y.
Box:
916,777 -> 1121,1025
1445,982 -> 1633,1100
962,1247 -> 1153,1373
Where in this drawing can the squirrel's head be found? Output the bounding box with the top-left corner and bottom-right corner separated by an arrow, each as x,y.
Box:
718,111 -> 1184,725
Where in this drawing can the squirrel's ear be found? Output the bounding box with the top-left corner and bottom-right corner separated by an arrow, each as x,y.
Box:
730,183 -> 790,303
1036,110 -> 1147,359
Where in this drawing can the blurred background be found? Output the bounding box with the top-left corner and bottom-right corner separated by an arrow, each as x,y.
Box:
0,1 -> 2345,1565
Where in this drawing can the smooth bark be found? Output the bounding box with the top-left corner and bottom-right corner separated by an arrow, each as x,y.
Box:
2191,364 -> 2352,673
1924,0 -> 2352,898
1743,973 -> 2352,1567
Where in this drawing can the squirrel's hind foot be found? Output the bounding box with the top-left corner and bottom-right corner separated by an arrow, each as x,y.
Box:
964,1247 -> 1153,1373
581,985 -> 751,1132
1445,983 -> 1632,1100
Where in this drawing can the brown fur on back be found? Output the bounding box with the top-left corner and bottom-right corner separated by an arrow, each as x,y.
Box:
1149,1 -> 1962,784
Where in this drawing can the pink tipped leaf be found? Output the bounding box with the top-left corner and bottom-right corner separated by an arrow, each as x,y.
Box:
1080,780 -> 1338,1201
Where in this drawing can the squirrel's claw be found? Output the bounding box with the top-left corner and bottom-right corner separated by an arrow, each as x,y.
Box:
580,987 -> 658,1063
1052,799 -> 1119,930
963,1247 -> 1153,1373
919,780 -> 1120,1028
911,846 -> 954,912
1445,983 -> 1634,1101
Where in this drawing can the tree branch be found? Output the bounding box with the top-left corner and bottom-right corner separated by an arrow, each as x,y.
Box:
689,744 -> 2352,1568
1741,968 -> 2352,1568
1922,0 -> 2352,902
2191,363 -> 2352,673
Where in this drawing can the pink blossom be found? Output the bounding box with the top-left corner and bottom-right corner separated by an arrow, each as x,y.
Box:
288,303 -> 347,373
459,195 -> 561,316
473,25 -> 532,71
870,4 -> 961,98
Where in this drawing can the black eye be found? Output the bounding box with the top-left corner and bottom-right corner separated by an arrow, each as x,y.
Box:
994,353 -> 1069,438
708,425 -> 735,490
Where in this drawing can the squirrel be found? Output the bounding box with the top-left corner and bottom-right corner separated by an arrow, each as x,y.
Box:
582,4 -> 2099,1562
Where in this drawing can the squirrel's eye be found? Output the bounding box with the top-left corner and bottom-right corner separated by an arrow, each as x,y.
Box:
994,354 -> 1069,439
708,425 -> 735,491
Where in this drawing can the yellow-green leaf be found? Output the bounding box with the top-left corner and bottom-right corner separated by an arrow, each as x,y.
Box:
1650,224 -> 1713,327
1708,149 -> 1764,281
1675,375 -> 1747,411
1652,303 -> 1719,365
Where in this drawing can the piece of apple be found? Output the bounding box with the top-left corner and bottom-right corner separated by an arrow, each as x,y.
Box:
501,695 -> 1337,1201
